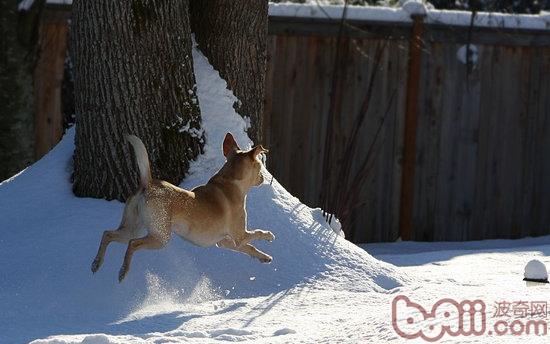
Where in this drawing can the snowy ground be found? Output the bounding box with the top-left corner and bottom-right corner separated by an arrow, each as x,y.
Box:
363,239 -> 550,343
2,45 -> 550,344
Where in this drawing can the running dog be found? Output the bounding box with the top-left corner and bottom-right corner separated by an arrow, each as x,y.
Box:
91,133 -> 275,282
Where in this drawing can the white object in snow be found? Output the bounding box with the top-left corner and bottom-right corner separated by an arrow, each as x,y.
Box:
524,259 -> 548,281
456,44 -> 479,65
329,217 -> 345,238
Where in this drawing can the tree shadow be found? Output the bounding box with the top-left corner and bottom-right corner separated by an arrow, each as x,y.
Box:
240,288 -> 294,327
102,311 -> 202,336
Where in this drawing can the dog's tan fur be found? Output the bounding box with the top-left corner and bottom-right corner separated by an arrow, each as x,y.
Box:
91,133 -> 274,282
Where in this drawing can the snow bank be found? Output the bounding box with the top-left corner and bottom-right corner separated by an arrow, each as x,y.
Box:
269,3 -> 550,30
0,44 -> 406,343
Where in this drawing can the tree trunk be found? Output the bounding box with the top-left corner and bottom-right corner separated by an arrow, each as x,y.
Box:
191,0 -> 268,144
71,0 -> 204,201
0,0 -> 38,181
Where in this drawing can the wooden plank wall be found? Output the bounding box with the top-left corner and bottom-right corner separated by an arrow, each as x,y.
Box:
265,33 -> 409,243
34,8 -> 69,159
264,19 -> 550,242
413,43 -> 550,241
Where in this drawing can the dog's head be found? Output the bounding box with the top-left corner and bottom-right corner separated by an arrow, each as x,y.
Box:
221,132 -> 268,188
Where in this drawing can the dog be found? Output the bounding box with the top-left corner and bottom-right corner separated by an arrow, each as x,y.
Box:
91,133 -> 275,282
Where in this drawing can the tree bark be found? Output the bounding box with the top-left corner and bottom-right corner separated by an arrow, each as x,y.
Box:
191,0 -> 268,144
0,0 -> 37,181
71,0 -> 204,201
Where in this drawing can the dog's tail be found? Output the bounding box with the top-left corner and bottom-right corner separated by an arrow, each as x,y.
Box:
125,134 -> 152,188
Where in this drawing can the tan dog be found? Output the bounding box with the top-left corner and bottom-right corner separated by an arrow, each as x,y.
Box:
91,133 -> 275,282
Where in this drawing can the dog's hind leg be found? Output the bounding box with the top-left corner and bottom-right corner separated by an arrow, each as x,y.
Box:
91,227 -> 136,273
91,195 -> 141,273
118,233 -> 169,282
117,199 -> 173,281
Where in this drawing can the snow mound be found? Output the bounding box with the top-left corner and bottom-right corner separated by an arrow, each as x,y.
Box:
0,45 -> 407,343
524,259 -> 548,281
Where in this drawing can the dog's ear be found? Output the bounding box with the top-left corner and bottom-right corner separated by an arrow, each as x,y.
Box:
250,145 -> 269,158
223,133 -> 240,157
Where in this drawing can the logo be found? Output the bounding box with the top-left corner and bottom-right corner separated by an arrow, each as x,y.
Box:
392,296 -> 547,341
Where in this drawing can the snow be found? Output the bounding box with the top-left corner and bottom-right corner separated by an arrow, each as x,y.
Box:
313,209 -> 345,238
269,3 -> 413,23
524,259 -> 548,281
17,0 -> 35,11
18,0 -> 72,11
0,44 -> 405,343
457,44 -> 479,65
46,0 -> 72,5
269,3 -> 550,30
402,0 -> 427,17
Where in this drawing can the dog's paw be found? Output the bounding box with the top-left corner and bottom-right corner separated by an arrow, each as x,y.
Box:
91,258 -> 101,274
265,232 -> 275,242
118,266 -> 128,283
259,255 -> 272,264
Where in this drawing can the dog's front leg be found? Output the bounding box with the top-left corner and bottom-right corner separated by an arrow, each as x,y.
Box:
239,243 -> 273,263
118,234 -> 168,282
246,229 -> 275,242
217,238 -> 272,263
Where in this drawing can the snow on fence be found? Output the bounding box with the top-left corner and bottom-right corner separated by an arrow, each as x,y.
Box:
264,4 -> 550,242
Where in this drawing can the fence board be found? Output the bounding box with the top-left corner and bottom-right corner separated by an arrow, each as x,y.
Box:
34,16 -> 68,159
531,49 -> 550,236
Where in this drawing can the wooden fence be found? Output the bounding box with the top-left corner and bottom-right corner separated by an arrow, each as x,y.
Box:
264,12 -> 550,242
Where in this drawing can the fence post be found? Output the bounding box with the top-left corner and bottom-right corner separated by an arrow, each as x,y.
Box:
398,13 -> 425,241
34,6 -> 70,159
